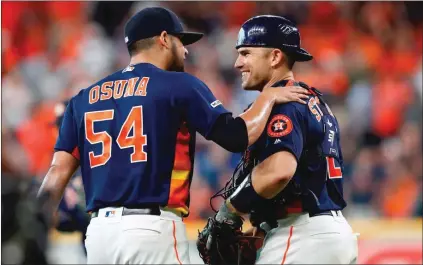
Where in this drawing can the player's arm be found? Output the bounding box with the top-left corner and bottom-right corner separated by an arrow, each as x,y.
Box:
37,99 -> 80,216
251,151 -> 297,198
209,86 -> 308,152
219,151 -> 297,216
177,74 -> 309,153
238,85 -> 308,147
218,104 -> 304,216
38,151 -> 79,212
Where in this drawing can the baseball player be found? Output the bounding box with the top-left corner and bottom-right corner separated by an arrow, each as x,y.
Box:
37,8 -> 310,264
199,15 -> 358,264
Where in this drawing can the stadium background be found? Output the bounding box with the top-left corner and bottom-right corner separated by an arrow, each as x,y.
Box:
1,1 -> 422,264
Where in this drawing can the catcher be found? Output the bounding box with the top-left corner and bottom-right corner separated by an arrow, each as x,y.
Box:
197,15 -> 358,265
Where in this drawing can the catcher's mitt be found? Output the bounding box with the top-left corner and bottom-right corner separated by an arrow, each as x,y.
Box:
196,217 -> 260,265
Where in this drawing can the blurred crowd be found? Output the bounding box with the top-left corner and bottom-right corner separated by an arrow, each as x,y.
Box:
2,1 -> 422,227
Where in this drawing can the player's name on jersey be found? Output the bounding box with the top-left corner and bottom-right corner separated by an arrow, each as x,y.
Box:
89,77 -> 149,104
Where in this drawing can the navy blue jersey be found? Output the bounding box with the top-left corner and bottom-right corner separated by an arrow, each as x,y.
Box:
55,63 -> 230,215
248,80 -> 346,213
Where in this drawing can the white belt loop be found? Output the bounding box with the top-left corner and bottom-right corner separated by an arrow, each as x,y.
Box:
331,210 -> 343,218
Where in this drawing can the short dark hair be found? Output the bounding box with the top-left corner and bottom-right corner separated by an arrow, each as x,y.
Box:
128,37 -> 156,56
285,53 -> 295,70
273,49 -> 295,70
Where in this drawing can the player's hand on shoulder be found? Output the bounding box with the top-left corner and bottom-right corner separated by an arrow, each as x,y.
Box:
263,85 -> 310,104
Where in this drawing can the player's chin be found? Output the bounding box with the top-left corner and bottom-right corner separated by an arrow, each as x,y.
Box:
241,81 -> 250,90
242,82 -> 258,91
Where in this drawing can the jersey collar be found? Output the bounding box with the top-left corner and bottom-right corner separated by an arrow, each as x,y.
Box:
271,79 -> 298,88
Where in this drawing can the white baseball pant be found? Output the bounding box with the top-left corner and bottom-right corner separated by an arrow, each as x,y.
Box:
84,207 -> 189,264
256,210 -> 359,264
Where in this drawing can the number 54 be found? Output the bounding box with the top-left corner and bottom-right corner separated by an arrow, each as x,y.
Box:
85,106 -> 147,168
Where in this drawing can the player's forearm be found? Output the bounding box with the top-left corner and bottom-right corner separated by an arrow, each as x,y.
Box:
223,172 -> 290,216
239,92 -> 276,146
225,151 -> 297,215
223,175 -> 289,216
38,165 -> 72,211
37,151 -> 79,211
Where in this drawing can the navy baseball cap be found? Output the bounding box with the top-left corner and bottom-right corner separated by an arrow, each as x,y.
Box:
124,7 -> 204,47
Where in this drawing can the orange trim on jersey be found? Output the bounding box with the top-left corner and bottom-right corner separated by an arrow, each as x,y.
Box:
71,146 -> 80,160
275,200 -> 303,219
286,79 -> 295,87
172,221 -> 182,265
287,79 -> 317,96
285,199 -> 303,214
173,123 -> 191,171
168,170 -> 190,215
168,122 -> 192,216
281,226 -> 294,264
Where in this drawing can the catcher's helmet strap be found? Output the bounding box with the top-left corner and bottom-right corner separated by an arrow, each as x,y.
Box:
229,174 -> 266,214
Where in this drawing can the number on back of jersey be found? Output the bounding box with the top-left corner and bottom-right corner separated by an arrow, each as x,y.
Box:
321,115 -> 343,179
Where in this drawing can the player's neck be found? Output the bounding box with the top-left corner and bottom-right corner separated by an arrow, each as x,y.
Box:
129,52 -> 168,71
267,70 -> 295,87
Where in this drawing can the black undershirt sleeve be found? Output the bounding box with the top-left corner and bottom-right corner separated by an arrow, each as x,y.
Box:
207,113 -> 249,153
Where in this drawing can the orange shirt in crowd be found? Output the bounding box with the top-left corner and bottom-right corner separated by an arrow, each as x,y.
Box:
15,103 -> 57,177
372,76 -> 412,137
382,174 -> 419,217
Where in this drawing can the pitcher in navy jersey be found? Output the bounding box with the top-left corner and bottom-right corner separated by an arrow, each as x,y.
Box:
37,7 -> 311,264
208,15 -> 359,264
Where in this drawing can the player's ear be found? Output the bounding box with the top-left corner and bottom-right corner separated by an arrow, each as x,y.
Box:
270,49 -> 284,68
158,31 -> 171,49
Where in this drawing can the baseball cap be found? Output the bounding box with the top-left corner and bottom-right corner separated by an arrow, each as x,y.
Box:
124,7 -> 204,47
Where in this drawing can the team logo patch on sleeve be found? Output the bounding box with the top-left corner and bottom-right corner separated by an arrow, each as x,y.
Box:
211,100 -> 222,108
267,115 -> 293,137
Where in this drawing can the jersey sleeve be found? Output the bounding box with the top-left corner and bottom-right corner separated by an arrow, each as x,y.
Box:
54,98 -> 80,160
258,103 -> 305,162
173,74 -> 231,138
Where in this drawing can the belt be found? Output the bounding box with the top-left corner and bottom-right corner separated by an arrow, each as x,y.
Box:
309,210 -> 339,218
275,209 -> 339,220
91,207 -> 161,219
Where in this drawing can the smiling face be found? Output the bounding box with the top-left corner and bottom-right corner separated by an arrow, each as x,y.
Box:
234,47 -> 274,91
